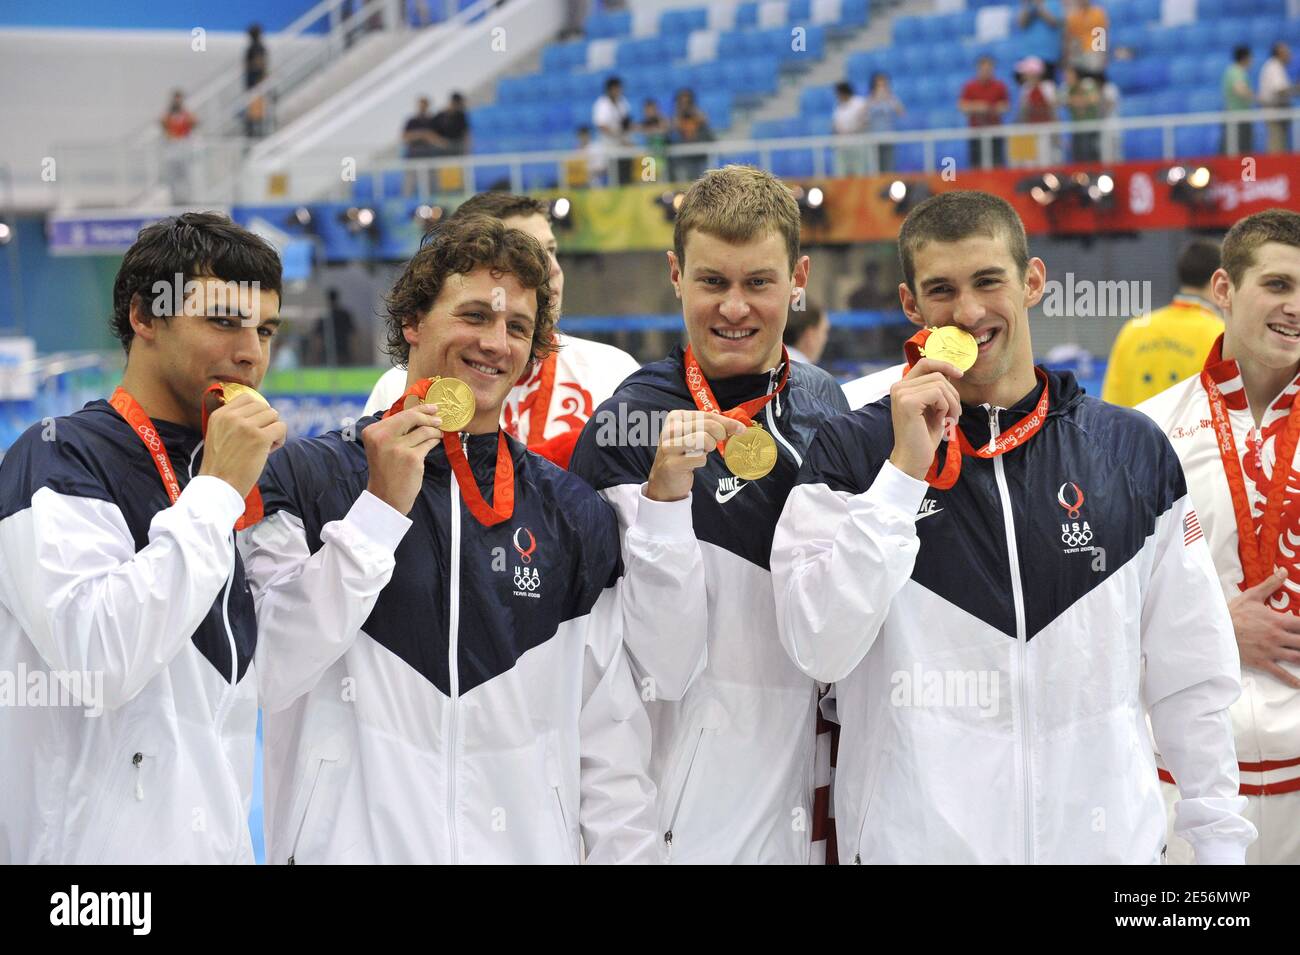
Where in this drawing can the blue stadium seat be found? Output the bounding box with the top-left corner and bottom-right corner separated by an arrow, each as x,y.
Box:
893,142 -> 925,172
1122,128 -> 1163,159
660,7 -> 708,34
1134,0 -> 1160,20
1174,125 -> 1220,158
788,0 -> 812,22
1168,56 -> 1198,87
1185,22 -> 1215,50
771,148 -> 815,178
1220,18 -> 1253,49
1249,20 -> 1276,49
351,177 -> 375,202
839,0 -> 869,28
585,10 -> 631,38
1188,90 -> 1220,114
379,171 -> 403,198
803,115 -> 833,136
473,164 -> 513,191
736,2 -> 758,28
521,162 -> 559,191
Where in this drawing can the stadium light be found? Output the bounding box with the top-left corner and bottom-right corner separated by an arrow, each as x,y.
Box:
655,190 -> 686,222
882,180 -> 930,215
413,203 -> 444,226
790,185 -> 828,226
1167,165 -> 1213,209
550,197 -> 573,230
339,206 -> 378,235
1018,172 -> 1061,206
0,222 -> 11,246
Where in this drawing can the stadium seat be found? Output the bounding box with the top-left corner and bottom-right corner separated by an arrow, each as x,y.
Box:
1122,128 -> 1163,160
770,148 -> 815,177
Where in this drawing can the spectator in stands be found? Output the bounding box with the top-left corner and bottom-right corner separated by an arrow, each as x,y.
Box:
160,90 -> 197,204
1260,43 -> 1296,154
244,23 -> 269,137
1064,0 -> 1108,76
866,73 -> 905,173
161,90 -> 197,141
1017,0 -> 1064,76
669,88 -> 712,183
640,98 -> 670,177
1063,64 -> 1102,161
1011,56 -> 1058,166
430,92 -> 471,156
324,288 -> 361,366
1102,237 -> 1224,407
784,301 -> 830,367
1222,46 -> 1256,156
593,76 -> 633,185
960,55 -> 1010,168
832,80 -> 870,176
1098,69 -> 1121,160
576,125 -> 608,187
561,1 -> 589,41
402,96 -> 442,159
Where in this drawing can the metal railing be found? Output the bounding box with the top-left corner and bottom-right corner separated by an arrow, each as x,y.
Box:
336,105 -> 1300,200
47,105 -> 1300,209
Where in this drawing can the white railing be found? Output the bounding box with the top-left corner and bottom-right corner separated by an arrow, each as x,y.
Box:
335,105 -> 1300,200
48,105 -> 1300,209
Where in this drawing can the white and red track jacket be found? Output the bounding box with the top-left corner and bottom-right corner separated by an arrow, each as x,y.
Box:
1139,338 -> 1300,799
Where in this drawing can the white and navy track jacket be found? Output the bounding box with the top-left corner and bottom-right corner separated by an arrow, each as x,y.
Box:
772,369 -> 1257,864
0,401 -> 260,863
569,346 -> 850,863
1139,356 -> 1300,798
241,425 -> 659,864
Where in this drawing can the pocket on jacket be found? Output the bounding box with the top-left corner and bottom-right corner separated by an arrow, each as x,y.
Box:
286,752 -> 339,865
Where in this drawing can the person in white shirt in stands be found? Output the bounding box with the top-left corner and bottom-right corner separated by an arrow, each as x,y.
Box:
1259,43 -> 1296,155
832,81 -> 871,177
592,75 -> 633,186
1138,209 -> 1300,864
364,192 -> 639,469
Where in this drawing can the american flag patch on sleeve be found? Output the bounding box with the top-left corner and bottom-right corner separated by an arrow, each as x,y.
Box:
1183,509 -> 1204,546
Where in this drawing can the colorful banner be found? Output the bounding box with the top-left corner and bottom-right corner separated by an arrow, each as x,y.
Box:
383,153 -> 1298,257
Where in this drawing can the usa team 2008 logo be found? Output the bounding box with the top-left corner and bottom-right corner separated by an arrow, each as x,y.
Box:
512,527 -> 542,599
1057,482 -> 1094,552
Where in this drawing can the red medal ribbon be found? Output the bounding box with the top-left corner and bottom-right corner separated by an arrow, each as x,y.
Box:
110,385 -> 263,530
1200,336 -> 1300,588
902,328 -> 1051,490
384,377 -> 515,527
682,345 -> 791,454
526,352 -> 559,452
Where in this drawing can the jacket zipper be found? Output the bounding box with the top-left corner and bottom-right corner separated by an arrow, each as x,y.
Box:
663,728 -> 706,861
133,752 -> 145,801
765,368 -> 801,467
190,444 -> 247,842
986,405 -> 1035,865
287,757 -> 328,865
552,787 -> 577,864
446,472 -> 463,864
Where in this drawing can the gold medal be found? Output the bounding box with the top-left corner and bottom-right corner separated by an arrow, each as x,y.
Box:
423,377 -> 476,432
922,326 -> 979,372
218,381 -> 270,407
724,423 -> 778,480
